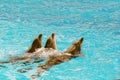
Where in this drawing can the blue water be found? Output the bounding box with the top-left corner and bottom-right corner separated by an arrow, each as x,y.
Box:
0,0 -> 120,80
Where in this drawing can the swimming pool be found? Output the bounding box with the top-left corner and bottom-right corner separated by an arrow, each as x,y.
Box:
0,0 -> 120,80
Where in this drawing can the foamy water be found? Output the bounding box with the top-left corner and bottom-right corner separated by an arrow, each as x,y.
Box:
0,0 -> 120,80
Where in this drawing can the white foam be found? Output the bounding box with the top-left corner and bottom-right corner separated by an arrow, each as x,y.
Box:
23,48 -> 62,62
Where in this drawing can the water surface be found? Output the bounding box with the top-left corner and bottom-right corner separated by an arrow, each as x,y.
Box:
0,0 -> 120,80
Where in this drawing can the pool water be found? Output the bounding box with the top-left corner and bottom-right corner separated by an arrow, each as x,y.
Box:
0,0 -> 120,80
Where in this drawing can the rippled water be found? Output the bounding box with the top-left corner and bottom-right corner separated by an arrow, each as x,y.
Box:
0,0 -> 120,80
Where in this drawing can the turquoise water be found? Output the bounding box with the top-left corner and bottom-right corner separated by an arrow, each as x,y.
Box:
0,0 -> 120,80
